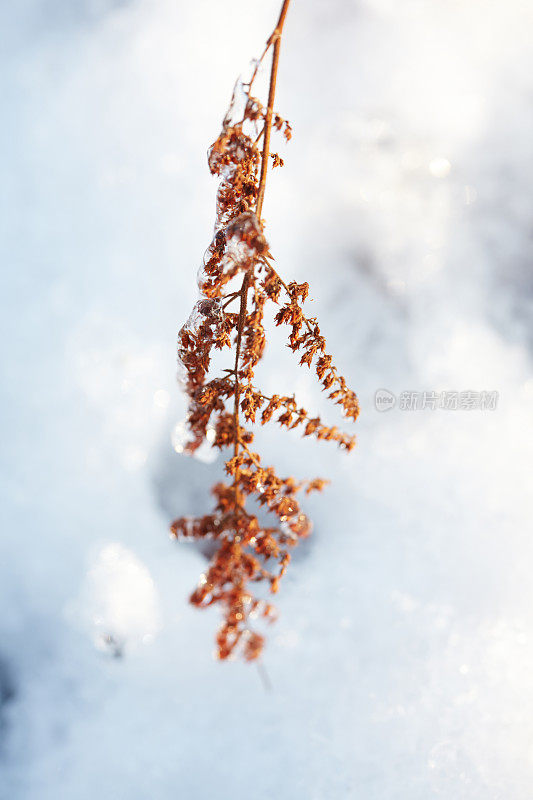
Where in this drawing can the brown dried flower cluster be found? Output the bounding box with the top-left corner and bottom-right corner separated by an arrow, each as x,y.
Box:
171,0 -> 359,661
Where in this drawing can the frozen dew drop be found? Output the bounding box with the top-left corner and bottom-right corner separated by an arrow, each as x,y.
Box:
183,299 -> 223,336
171,420 -> 191,454
192,423 -> 218,464
223,76 -> 249,128
428,156 -> 451,178
176,354 -> 188,390
197,264 -> 209,293
289,513 -> 312,538
171,420 -> 217,463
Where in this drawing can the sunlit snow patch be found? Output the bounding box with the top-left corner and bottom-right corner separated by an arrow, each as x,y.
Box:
78,543 -> 161,657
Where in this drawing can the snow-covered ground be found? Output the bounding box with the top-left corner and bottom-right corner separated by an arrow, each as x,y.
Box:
1,0 -> 533,797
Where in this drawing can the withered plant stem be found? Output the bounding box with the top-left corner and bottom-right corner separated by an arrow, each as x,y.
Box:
256,0 -> 291,220
173,0 -> 359,662
232,269 -> 251,506
232,0 -> 291,508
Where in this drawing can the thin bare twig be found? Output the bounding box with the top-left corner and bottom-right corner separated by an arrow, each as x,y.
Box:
256,0 -> 291,220
232,0 -> 292,508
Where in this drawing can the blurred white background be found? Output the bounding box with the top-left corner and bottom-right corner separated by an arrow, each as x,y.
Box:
1,0 -> 532,797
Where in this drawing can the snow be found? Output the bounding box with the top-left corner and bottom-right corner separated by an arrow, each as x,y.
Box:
1,0 -> 532,797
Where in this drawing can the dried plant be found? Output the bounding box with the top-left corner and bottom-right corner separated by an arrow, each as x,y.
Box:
171,0 -> 359,661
